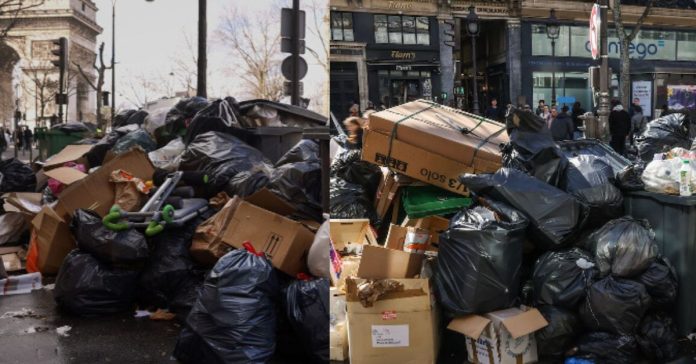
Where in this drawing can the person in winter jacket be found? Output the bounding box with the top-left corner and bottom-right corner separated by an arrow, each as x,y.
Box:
609,101 -> 631,155
630,105 -> 646,145
550,105 -> 574,141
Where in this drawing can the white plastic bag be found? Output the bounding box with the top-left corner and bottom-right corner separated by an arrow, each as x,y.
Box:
148,137 -> 185,171
642,157 -> 696,195
307,218 -> 329,278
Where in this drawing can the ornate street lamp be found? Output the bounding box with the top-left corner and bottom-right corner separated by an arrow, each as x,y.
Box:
466,5 -> 480,115
547,9 -> 560,106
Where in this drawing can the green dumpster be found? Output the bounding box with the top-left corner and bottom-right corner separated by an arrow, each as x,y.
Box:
36,127 -> 86,160
624,190 -> 696,336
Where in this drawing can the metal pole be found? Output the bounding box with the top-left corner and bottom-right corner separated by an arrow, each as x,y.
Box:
598,0 -> 610,140
551,39 -> 556,105
471,34 -> 480,115
111,0 -> 116,125
197,0 -> 207,98
291,0 -> 301,106
58,58 -> 64,124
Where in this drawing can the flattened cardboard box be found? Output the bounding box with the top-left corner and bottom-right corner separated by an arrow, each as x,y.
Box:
362,129 -> 484,196
346,278 -> 438,364
220,201 -> 314,276
42,144 -> 93,170
447,307 -> 548,364
357,245 -> 424,280
368,100 -> 507,167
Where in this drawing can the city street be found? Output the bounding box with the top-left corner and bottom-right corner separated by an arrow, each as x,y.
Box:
2,145 -> 39,164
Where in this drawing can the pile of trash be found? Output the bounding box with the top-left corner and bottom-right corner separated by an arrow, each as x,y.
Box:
328,101 -> 685,364
0,96 -> 330,363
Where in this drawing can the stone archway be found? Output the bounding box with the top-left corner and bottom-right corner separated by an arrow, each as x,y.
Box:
0,41 -> 20,129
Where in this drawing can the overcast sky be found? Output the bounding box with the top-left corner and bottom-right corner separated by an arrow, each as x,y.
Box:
93,0 -> 328,112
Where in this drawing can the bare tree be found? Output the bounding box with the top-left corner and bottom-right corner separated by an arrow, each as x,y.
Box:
120,71 -> 165,108
21,62 -> 58,123
0,0 -> 45,42
612,0 -> 654,106
171,28 -> 205,97
75,42 -> 112,128
217,6 -> 285,101
305,0 -> 328,73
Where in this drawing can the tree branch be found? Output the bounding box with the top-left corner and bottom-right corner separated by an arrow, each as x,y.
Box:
628,0 -> 654,42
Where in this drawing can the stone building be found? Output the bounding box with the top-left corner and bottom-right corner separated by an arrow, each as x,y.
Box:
329,0 -> 696,119
0,0 -> 102,129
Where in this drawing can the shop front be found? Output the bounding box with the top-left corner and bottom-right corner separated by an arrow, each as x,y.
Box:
367,49 -> 440,108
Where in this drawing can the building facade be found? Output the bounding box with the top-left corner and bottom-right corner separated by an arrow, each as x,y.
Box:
329,0 -> 696,119
0,0 -> 102,129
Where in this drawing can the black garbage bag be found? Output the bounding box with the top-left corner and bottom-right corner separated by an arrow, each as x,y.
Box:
636,313 -> 681,361
179,131 -> 272,197
268,140 -> 322,221
0,158 -> 36,193
83,124 -> 140,167
138,211 -> 212,310
155,97 -> 210,146
461,168 -> 585,251
111,128 -> 157,154
579,275 -> 651,335
434,199 -> 527,315
183,98 -> 242,145
173,247 -> 279,364
70,209 -> 148,265
52,122 -> 94,133
637,255 -> 678,308
562,155 -> 623,227
536,305 -> 580,359
54,250 -> 139,316
285,278 -> 330,364
329,177 -> 379,227
330,148 -> 382,198
532,248 -> 597,309
112,109 -> 137,128
636,112 -> 696,162
573,332 -> 639,364
173,327 -> 222,364
591,217 -> 658,278
503,108 -> 569,187
617,163 -> 646,191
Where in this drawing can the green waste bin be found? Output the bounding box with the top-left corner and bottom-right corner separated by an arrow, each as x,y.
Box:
624,190 -> 696,336
36,128 -> 86,160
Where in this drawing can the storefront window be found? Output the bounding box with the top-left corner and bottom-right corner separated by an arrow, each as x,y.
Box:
377,70 -> 434,107
331,12 -> 354,41
531,24 -> 570,57
533,71 -> 612,110
374,14 -> 430,45
677,32 -> 696,61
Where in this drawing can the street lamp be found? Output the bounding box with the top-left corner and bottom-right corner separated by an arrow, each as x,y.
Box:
465,5 -> 480,115
145,0 -> 206,98
546,9 -> 560,106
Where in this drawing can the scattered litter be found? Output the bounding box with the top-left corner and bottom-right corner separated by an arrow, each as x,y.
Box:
23,326 -> 50,334
56,325 -> 72,337
133,310 -> 151,318
149,309 -> 176,321
1,308 -> 42,319
42,284 -> 55,291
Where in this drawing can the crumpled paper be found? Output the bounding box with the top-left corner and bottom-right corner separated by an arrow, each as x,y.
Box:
357,279 -> 404,308
110,169 -> 151,212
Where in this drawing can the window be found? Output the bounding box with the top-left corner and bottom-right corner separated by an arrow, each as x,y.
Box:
82,2 -> 86,11
677,32 -> 696,61
531,24 -> 570,57
375,14 -> 430,45
331,12 -> 354,41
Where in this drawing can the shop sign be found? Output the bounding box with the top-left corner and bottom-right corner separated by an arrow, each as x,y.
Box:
391,50 -> 417,60
396,65 -> 413,71
364,0 -> 438,13
450,1 -> 511,17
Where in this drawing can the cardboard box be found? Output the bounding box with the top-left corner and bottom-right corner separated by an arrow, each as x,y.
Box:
447,307 -> 549,364
0,246 -> 23,273
329,219 -> 378,251
402,215 -> 450,245
42,144 -> 92,171
362,129 -> 477,196
220,201 -> 314,276
357,245 -> 424,280
44,167 -> 88,187
368,100 -> 507,169
30,149 -> 155,274
346,278 -> 438,364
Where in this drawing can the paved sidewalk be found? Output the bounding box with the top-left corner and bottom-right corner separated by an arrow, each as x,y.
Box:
1,145 -> 40,163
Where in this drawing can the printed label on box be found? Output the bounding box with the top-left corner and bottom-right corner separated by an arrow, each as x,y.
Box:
382,311 -> 398,320
371,325 -> 409,347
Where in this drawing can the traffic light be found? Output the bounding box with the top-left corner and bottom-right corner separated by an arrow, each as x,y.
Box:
51,37 -> 68,70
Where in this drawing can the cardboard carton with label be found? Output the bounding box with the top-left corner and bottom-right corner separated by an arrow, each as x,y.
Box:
447,307 -> 549,364
362,100 -> 507,196
346,278 -> 439,364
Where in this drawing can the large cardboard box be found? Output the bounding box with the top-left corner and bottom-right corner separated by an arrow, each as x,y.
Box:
30,149 -> 154,274
357,245 -> 424,280
329,219 -> 378,251
368,100 -> 507,170
447,307 -> 549,364
220,201 -> 314,276
42,145 -> 92,171
346,278 -> 438,364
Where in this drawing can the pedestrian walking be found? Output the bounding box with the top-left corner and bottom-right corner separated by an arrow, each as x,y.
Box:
630,105 -> 646,145
484,98 -> 502,121
0,127 -> 6,154
535,100 -> 546,117
23,127 -> 33,152
550,105 -> 574,141
541,105 -> 552,128
343,116 -> 364,150
609,101 -> 631,155
348,103 -> 360,117
14,128 -> 22,152
571,102 -> 586,139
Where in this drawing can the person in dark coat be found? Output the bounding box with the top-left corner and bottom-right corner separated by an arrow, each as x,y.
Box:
571,102 -> 586,138
609,101 -> 631,155
484,98 -> 501,121
550,105 -> 574,141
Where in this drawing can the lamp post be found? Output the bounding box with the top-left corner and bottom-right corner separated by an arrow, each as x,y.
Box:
546,9 -> 560,106
465,5 -> 480,115
111,0 -> 116,125
145,0 -> 206,98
